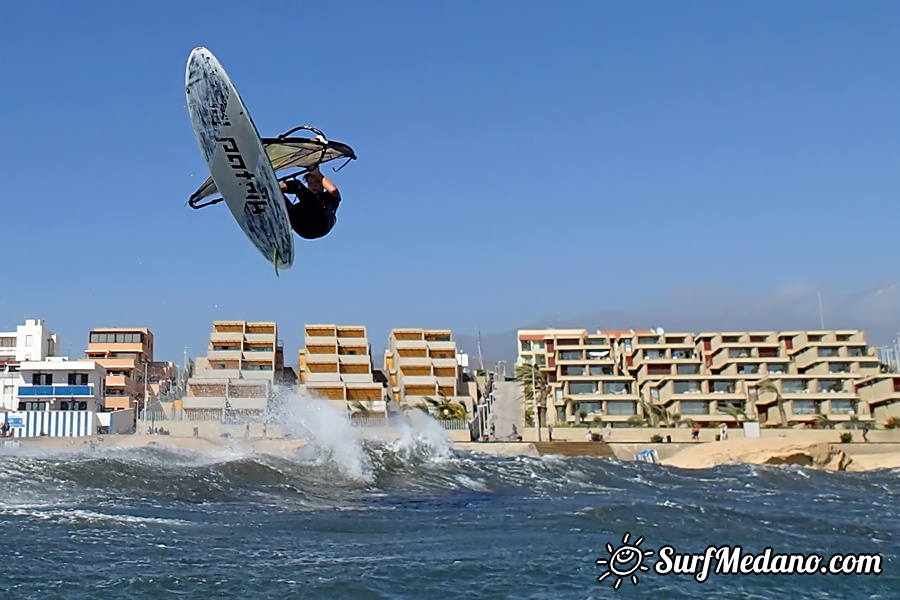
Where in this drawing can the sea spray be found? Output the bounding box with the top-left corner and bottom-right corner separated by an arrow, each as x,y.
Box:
269,387 -> 374,483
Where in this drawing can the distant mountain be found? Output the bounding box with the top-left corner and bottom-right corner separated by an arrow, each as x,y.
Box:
457,281 -> 900,367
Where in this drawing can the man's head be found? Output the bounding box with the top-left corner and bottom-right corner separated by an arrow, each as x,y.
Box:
304,166 -> 324,194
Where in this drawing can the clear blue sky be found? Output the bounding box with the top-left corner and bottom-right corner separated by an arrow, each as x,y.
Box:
2,1 -> 899,363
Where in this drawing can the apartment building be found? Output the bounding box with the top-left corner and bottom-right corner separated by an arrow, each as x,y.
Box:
383,328 -> 468,411
85,327 -> 154,411
15,358 -> 106,413
298,324 -> 384,414
0,319 -> 62,410
518,328 -> 892,427
181,321 -> 283,421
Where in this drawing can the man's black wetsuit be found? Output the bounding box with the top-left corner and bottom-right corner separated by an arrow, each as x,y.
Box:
282,179 -> 340,239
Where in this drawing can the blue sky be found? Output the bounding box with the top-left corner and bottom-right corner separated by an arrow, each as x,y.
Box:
2,1 -> 899,363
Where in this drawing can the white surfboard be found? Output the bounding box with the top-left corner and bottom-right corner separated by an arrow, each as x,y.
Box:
185,47 -> 294,271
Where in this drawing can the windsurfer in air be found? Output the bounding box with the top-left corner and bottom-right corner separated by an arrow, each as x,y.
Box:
279,164 -> 341,239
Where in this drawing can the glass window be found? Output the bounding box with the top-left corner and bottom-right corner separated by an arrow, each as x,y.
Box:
738,364 -> 760,374
520,340 -> 532,352
607,401 -> 636,415
729,348 -> 750,358
792,400 -> 819,415
830,400 -> 855,414
782,380 -> 808,393
638,336 -> 659,345
677,364 -> 699,375
25,335 -> 33,347
644,349 -> 663,359
767,363 -> 787,374
713,380 -> 735,393
680,401 -> 709,415
672,350 -> 694,360
569,382 -> 597,395
574,402 -> 601,414
818,347 -> 840,357
602,382 -> 630,395
586,350 -> 610,360
674,380 -> 700,394
559,350 -> 582,361
829,363 -> 851,374
819,379 -> 844,393
717,400 -> 745,414
589,365 -> 613,376
562,365 -> 584,376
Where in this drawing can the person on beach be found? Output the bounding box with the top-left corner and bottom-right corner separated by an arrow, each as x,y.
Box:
691,425 -> 700,441
547,424 -> 553,442
719,423 -> 728,441
586,429 -> 593,441
604,423 -> 612,442
279,165 -> 342,240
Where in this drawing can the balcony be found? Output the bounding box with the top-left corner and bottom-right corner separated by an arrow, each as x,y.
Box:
208,349 -> 242,360
18,385 -> 93,397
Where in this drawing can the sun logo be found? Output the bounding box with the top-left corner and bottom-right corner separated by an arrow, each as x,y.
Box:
595,532 -> 654,590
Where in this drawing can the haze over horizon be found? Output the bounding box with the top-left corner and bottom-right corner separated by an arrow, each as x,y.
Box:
2,2 -> 898,366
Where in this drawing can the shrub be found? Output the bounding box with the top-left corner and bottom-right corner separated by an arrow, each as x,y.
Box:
650,434 -> 664,443
885,416 -> 900,430
839,432 -> 852,443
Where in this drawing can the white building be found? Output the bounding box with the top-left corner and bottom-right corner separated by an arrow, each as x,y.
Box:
0,319 -> 62,411
14,358 -> 106,413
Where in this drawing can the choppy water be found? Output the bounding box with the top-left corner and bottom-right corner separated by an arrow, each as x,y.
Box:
0,424 -> 896,599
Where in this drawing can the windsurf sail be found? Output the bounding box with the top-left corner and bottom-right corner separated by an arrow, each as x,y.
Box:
189,126 -> 356,208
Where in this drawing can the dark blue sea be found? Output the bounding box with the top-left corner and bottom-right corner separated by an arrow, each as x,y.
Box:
0,429 -> 896,599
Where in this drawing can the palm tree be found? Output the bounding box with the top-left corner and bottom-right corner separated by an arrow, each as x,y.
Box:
639,400 -> 660,427
515,362 -> 550,428
720,404 -> 747,424
577,409 -> 588,424
350,400 -> 373,417
423,396 -> 467,421
757,379 -> 787,427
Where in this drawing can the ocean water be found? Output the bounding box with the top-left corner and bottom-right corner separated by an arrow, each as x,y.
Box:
0,413 -> 896,599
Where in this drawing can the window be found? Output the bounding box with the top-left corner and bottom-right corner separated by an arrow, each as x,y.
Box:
559,350 -> 582,361
729,348 -> 750,358
31,373 -> 52,385
738,364 -> 760,375
722,336 -> 740,343
713,380 -> 736,393
607,401 -> 636,415
674,380 -> 700,394
586,350 -> 610,360
767,363 -> 787,374
648,364 -> 671,375
562,365 -> 584,376
585,338 -> 607,346
829,363 -> 851,374
0,337 -> 14,347
644,349 -> 663,360
819,379 -> 844,393
569,382 -> 597,395
758,348 -> 779,358
818,347 -> 840,358
676,364 -> 699,375
848,347 -> 867,357
830,400 -> 855,414
672,350 -> 694,360
574,402 -> 601,414
18,401 -> 47,411
68,373 -> 88,385
213,345 -> 240,351
25,335 -> 33,347
782,380 -> 808,393
520,340 -> 532,352
792,400 -> 819,415
602,382 -> 630,395
589,364 -> 613,376
680,401 -> 709,415
638,336 -> 659,345
60,401 -> 87,411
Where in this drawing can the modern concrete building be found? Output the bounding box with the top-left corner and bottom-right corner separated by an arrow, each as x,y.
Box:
180,321 -> 283,422
0,319 -> 61,411
85,327 -> 154,411
298,324 -> 385,414
383,328 -> 470,414
15,358 -> 106,413
517,328 -> 893,428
